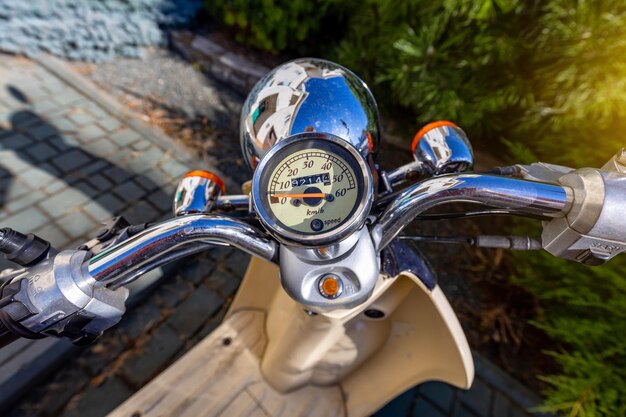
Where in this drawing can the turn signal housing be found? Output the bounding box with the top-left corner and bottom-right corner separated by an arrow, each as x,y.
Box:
411,121 -> 474,176
173,170 -> 225,216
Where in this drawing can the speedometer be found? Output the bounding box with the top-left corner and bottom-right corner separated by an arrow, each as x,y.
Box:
252,132 -> 373,246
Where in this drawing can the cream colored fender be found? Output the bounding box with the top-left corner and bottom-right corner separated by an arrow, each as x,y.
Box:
109,256 -> 473,417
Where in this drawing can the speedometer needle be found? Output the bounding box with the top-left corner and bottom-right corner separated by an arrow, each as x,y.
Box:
270,193 -> 327,198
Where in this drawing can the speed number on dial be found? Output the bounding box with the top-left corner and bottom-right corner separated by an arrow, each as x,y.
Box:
268,149 -> 358,233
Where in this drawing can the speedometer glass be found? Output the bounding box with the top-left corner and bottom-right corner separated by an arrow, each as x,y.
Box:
252,133 -> 373,246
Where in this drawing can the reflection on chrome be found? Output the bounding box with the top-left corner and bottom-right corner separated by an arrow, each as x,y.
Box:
374,174 -> 572,251
88,215 -> 277,288
413,123 -> 474,176
240,58 -> 380,168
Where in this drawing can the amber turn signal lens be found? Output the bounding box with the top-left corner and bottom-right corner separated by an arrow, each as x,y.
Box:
183,170 -> 226,193
319,275 -> 343,299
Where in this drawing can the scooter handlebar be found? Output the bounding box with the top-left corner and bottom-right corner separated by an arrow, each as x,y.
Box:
372,174 -> 572,251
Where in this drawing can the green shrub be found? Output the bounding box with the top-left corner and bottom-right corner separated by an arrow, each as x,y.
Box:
205,0 -> 340,53
513,251 -> 626,416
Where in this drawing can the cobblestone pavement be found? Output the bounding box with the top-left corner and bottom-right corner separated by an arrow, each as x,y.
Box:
0,51 -> 548,417
0,52 -> 203,412
0,54 -> 196,255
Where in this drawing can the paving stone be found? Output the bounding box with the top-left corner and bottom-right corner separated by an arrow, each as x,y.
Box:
33,98 -> 61,115
492,391 -> 513,417
135,175 -> 159,191
222,250 -> 251,277
43,180 -> 67,195
87,174 -> 112,192
110,128 -> 141,147
147,189 -> 172,211
18,365 -> 92,417
27,123 -> 59,141
166,286 -> 223,338
36,222 -> 70,248
98,116 -> 122,132
75,159 -> 109,177
50,117 -> 77,133
89,136 -> 119,156
373,388 -> 415,417
4,206 -> 48,232
160,159 -> 189,178
132,139 -> 151,151
181,256 -> 217,285
73,180 -> 100,198
113,181 -> 145,202
40,187 -> 90,217
83,200 -> 113,223
102,165 -> 131,184
122,200 -> 159,224
25,142 -> 57,162
79,329 -> 129,377
38,162 -> 62,177
119,324 -> 183,388
54,91 -> 83,106
204,268 -> 241,298
52,149 -> 91,172
154,276 -> 194,309
0,151 -> 32,173
108,148 -> 133,164
18,168 -> 57,189
56,210 -> 97,239
47,134 -> 73,152
420,381 -> 456,413
77,124 -> 106,143
68,111 -> 94,127
4,180 -> 31,200
131,149 -> 169,176
60,376 -> 133,417
413,398 -> 447,417
11,111 -> 42,128
459,378 -> 492,417
91,193 -> 125,217
120,302 -> 164,341
5,192 -> 41,212
0,133 -> 33,150
207,246 -> 234,263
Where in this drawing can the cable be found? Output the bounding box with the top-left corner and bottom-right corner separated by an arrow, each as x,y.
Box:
398,235 -> 542,250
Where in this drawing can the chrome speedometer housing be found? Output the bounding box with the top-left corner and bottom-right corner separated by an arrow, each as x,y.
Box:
252,132 -> 373,247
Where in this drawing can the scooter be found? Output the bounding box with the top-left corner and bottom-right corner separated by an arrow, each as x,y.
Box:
0,59 -> 624,417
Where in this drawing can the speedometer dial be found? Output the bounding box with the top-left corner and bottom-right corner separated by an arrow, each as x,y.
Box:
252,133 -> 373,246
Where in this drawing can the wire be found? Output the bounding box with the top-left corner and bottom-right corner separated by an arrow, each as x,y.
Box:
399,235 -> 542,250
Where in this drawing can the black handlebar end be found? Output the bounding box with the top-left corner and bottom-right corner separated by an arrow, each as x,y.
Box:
0,228 -> 51,267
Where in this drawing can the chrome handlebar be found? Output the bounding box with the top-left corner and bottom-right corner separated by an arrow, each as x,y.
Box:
372,174 -> 572,251
87,174 -> 574,290
87,214 -> 277,289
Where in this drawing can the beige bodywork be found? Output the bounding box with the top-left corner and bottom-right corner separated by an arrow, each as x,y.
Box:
109,256 -> 473,417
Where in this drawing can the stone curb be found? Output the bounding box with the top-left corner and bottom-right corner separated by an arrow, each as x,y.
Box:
170,31 -> 270,96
